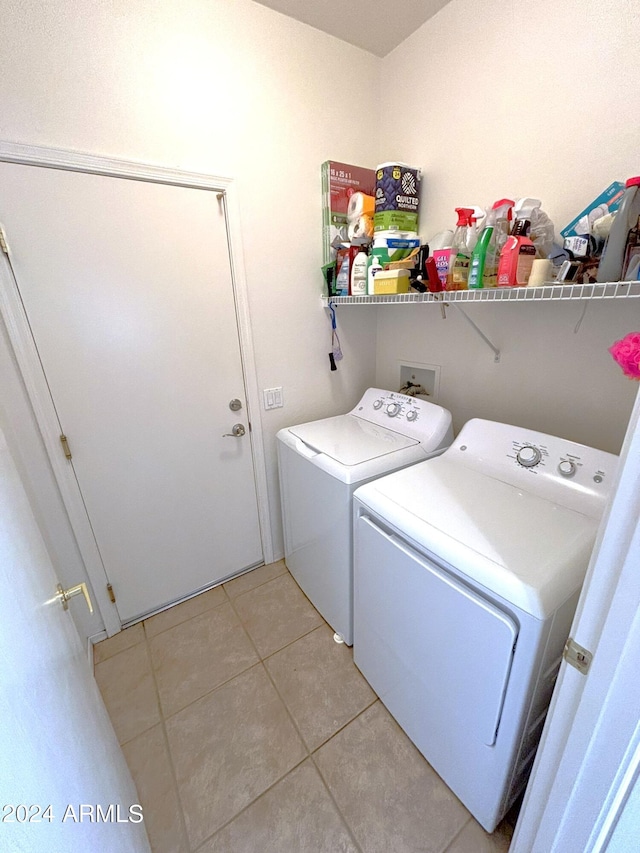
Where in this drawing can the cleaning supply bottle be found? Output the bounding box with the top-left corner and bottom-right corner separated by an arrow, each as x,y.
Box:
621,215 -> 640,281
430,230 -> 454,290
468,208 -> 495,289
447,208 -> 474,290
497,199 -> 539,287
492,199 -> 515,280
350,250 -> 368,296
367,254 -> 383,294
469,199 -> 514,288
467,206 -> 485,252
597,177 -> 640,282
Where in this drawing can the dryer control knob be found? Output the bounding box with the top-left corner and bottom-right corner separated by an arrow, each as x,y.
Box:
373,399 -> 383,410
558,459 -> 577,478
406,410 -> 418,422
386,402 -> 401,417
517,445 -> 541,467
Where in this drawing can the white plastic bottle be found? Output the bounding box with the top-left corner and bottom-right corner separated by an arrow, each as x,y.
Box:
350,250 -> 369,296
367,255 -> 383,294
597,177 -> 640,283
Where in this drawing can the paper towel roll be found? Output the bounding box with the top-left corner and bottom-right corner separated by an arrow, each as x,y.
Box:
348,192 -> 375,220
527,258 -> 553,287
348,215 -> 374,242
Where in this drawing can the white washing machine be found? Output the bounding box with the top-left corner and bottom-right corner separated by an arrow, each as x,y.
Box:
353,419 -> 618,831
277,388 -> 453,646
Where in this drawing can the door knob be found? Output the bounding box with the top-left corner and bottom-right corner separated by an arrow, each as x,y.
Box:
55,582 -> 94,613
223,424 -> 246,437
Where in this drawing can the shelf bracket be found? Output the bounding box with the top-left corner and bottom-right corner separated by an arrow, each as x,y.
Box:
451,303 -> 501,362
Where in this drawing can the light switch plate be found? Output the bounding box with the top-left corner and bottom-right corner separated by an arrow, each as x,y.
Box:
263,387 -> 283,410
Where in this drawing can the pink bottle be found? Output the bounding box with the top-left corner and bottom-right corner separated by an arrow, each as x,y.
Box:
497,200 -> 538,287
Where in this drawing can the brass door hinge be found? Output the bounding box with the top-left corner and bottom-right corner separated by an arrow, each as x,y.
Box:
60,434 -> 72,460
106,583 -> 116,604
0,228 -> 8,255
563,637 -> 592,675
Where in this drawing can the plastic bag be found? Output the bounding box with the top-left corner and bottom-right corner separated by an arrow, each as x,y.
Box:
528,206 -> 556,258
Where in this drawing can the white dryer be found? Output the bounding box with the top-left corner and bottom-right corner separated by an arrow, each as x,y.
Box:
353,419 -> 618,831
277,388 -> 453,645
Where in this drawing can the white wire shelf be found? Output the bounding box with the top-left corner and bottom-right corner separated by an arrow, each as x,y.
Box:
322,281 -> 640,306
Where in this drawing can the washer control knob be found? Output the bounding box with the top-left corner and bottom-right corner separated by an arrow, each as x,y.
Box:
558,459 -> 577,478
517,445 -> 541,467
386,402 -> 401,417
373,399 -> 383,410
406,410 -> 418,422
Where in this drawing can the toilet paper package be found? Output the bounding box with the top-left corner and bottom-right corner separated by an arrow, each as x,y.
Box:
374,163 -> 422,233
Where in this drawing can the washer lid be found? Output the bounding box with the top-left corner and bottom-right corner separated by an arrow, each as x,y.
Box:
355,456 -> 598,618
289,414 -> 418,466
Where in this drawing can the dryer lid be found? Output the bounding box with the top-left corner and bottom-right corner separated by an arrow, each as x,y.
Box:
289,414 -> 418,466
355,456 -> 598,618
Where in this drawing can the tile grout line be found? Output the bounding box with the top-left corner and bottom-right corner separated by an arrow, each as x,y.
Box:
144,594 -> 229,640
190,754 -> 311,852
143,559 -> 289,642
306,702 -> 385,853
141,620 -> 193,852
223,562 -> 288,604
439,816 -> 474,853
226,584 -> 366,851
120,567 -> 365,852
226,587 -> 312,751
184,584 -> 316,850
143,580 -> 321,730
228,573 -> 372,853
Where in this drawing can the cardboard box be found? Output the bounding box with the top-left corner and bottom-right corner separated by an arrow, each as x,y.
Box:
373,269 -> 411,294
322,161 -> 376,263
561,182 -> 625,238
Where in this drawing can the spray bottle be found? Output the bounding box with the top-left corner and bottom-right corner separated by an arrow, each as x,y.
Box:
468,208 -> 495,289
447,208 -> 474,290
469,199 -> 514,289
497,198 -> 540,287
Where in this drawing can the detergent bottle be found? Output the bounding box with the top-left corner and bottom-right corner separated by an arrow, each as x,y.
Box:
497,198 -> 539,287
447,208 -> 474,290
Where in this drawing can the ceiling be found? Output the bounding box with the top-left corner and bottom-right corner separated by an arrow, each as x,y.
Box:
252,0 -> 451,57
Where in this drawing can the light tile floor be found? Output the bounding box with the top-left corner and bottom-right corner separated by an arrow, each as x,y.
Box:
95,561 -> 514,853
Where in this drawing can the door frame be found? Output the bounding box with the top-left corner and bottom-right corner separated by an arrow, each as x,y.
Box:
0,140 -> 273,636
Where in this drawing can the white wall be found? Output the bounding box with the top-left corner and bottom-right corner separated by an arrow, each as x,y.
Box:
0,0 -> 381,567
377,0 -> 639,453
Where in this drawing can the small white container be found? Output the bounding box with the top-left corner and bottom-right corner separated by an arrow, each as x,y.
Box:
350,250 -> 369,296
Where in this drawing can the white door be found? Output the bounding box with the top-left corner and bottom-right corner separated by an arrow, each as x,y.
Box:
0,427 -> 150,852
511,388 -> 640,852
0,161 -> 263,624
